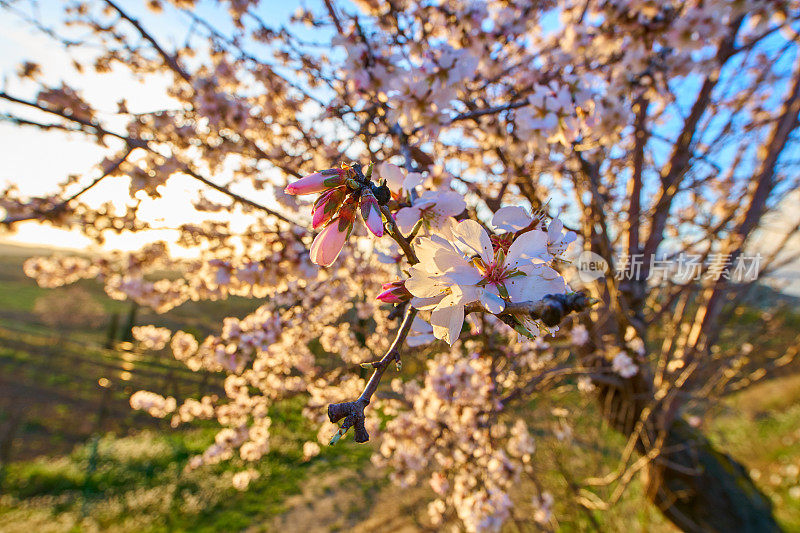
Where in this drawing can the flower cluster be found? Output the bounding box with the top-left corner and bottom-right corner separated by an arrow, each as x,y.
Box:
130,390 -> 177,418
284,163 -> 390,266
611,351 -> 638,378
289,161 -> 575,347
132,325 -> 172,350
373,349 -> 535,532
404,212 -> 573,345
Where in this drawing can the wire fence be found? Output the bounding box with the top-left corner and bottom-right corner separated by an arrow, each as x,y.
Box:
0,322 -> 221,466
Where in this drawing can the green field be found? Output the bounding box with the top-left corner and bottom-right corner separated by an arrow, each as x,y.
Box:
1,243 -> 799,531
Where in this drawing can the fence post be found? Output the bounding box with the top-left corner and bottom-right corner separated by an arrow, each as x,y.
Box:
0,404 -> 24,484
93,378 -> 113,434
104,312 -> 120,349
80,434 -> 100,517
199,371 -> 210,396
121,302 -> 138,343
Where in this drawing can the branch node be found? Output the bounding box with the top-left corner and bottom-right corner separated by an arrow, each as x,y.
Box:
327,399 -> 370,443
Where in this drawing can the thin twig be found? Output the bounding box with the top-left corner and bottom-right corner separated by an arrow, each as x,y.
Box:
327,307 -> 418,442
381,205 -> 419,264
102,0 -> 191,82
2,148 -> 134,225
0,91 -> 304,227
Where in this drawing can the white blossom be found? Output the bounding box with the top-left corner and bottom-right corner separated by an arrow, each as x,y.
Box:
612,351 -> 638,378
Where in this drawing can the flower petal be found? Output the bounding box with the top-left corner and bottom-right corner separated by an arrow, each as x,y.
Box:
505,229 -> 550,271
444,266 -> 483,286
285,170 -> 344,195
407,317 -> 436,347
410,295 -> 444,310
429,191 -> 466,218
379,162 -> 405,192
452,219 -> 494,264
547,218 -> 563,241
479,286 -> 505,314
396,206 -> 422,236
492,206 -> 532,232
402,172 -> 425,192
406,265 -> 448,297
362,204 -> 384,237
309,219 -> 349,266
414,236 -> 447,269
506,264 -> 568,303
431,292 -> 466,346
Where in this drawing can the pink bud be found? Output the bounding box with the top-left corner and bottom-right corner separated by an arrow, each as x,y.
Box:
284,169 -> 345,195
376,280 -> 411,303
359,189 -> 384,237
376,288 -> 403,303
312,186 -> 346,229
309,206 -> 355,267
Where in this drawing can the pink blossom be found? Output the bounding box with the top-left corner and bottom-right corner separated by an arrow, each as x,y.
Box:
395,190 -> 465,236
312,186 -> 346,229
359,188 -> 384,237
284,169 -> 345,195
309,210 -> 354,266
376,280 -> 411,303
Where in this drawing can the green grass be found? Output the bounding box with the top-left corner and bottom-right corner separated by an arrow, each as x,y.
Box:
0,398 -> 374,533
0,244 -> 376,530
708,374 -> 800,531
2,362 -> 799,532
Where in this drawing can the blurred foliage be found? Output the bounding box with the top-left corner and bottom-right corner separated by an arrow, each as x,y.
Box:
33,287 -> 106,331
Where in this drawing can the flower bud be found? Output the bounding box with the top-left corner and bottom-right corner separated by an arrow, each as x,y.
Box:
309,201 -> 355,267
284,169 -> 345,195
376,280 -> 412,303
359,188 -> 384,237
312,186 -> 346,229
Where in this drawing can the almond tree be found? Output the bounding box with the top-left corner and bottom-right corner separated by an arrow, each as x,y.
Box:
2,0 -> 799,530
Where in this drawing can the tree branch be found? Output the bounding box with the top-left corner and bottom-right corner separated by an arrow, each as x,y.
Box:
0,91 -> 303,227
447,99 -> 530,125
328,292 -> 595,444
327,307 -> 418,442
381,205 -> 419,264
101,0 -> 191,83
466,291 -> 596,327
2,148 -> 133,225
640,16 -> 743,279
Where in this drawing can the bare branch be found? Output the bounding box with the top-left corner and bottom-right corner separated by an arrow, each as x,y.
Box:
2,148 -> 133,225
466,291 -> 596,327
101,0 -> 191,83
0,91 -> 303,227
327,307 -> 418,442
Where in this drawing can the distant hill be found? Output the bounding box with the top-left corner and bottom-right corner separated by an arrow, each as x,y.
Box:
0,241 -> 64,257
737,282 -> 800,309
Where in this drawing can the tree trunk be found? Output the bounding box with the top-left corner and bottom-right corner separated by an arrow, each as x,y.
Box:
644,419 -> 780,532
596,372 -> 781,532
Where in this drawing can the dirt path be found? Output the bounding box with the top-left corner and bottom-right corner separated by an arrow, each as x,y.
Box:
268,467 -> 434,532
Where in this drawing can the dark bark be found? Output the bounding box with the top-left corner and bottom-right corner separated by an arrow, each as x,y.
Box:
644,419 -> 780,532
595,371 -> 781,532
